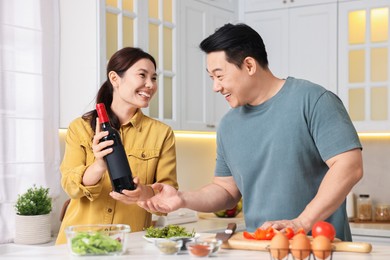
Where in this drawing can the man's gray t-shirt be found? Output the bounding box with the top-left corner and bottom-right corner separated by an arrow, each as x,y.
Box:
215,77 -> 361,241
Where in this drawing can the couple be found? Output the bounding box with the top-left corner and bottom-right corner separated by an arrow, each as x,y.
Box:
56,23 -> 363,244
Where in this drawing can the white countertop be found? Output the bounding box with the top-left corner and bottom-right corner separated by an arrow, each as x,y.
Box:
1,214 -> 389,259
1,231 -> 390,259
350,222 -> 390,238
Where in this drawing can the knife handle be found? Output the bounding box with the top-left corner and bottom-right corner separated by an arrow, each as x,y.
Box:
227,223 -> 237,233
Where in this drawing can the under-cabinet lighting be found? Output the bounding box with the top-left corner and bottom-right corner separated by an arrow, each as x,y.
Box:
358,132 -> 390,139
60,129 -> 390,140
174,131 -> 216,139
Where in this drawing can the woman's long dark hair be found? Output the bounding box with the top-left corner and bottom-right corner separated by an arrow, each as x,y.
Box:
82,47 -> 156,131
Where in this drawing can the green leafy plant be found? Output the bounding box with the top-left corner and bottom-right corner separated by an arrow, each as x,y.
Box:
15,185 -> 52,215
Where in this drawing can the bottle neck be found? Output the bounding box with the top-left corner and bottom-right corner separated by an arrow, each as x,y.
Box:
100,121 -> 111,131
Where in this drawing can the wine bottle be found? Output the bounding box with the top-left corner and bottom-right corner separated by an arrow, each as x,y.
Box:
96,103 -> 136,192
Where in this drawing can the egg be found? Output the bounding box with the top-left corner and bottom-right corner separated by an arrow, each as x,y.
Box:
312,235 -> 332,259
269,233 -> 290,260
290,233 -> 311,260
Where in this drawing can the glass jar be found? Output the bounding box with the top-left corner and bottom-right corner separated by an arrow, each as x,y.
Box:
357,194 -> 372,221
375,204 -> 390,221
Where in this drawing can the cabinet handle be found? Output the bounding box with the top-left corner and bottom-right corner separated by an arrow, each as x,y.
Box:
206,124 -> 215,128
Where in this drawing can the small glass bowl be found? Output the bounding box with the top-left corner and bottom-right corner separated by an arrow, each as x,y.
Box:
155,239 -> 183,255
169,236 -> 197,251
198,239 -> 222,255
65,224 -> 130,256
186,241 -> 214,257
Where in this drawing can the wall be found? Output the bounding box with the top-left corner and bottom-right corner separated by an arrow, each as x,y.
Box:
353,137 -> 390,206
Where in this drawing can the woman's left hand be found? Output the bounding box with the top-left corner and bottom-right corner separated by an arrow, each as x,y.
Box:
109,177 -> 154,204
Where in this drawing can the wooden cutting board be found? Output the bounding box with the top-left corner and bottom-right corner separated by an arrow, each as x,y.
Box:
205,232 -> 372,253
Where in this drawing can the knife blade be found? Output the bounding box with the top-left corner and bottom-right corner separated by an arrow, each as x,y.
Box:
215,223 -> 237,242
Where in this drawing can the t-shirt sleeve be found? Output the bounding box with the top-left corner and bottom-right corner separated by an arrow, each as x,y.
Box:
308,91 -> 362,161
214,130 -> 232,177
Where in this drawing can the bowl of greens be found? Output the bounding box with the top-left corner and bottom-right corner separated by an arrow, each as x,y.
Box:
143,224 -> 198,245
65,224 -> 130,256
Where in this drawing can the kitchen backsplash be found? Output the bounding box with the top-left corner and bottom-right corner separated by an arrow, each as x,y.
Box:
353,137 -> 390,206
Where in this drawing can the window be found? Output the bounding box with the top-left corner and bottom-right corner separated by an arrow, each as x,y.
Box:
104,0 -> 177,123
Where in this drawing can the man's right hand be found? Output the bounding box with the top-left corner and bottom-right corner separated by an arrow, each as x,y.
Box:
137,183 -> 182,213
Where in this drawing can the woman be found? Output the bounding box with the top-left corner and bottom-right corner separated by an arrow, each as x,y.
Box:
56,47 -> 178,244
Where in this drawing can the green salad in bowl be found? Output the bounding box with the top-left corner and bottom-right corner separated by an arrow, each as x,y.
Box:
66,224 -> 130,256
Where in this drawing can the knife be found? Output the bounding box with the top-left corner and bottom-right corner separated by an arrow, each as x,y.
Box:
215,223 -> 237,242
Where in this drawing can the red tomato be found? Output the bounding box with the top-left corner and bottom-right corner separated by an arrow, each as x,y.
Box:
254,227 -> 275,240
285,227 -> 295,239
243,231 -> 256,239
312,221 -> 336,241
296,228 -> 306,235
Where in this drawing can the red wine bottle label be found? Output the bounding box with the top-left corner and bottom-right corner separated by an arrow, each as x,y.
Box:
96,103 -> 109,123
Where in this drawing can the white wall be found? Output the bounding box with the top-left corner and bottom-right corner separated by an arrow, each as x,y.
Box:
59,0 -> 100,128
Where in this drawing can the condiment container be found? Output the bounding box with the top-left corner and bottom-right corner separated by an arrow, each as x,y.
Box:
375,204 -> 390,221
357,194 -> 372,221
186,241 -> 214,257
155,239 -> 182,255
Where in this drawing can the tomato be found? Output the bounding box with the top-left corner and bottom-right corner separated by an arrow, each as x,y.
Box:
244,227 -> 275,240
296,228 -> 306,235
312,221 -> 336,241
243,231 -> 255,239
254,227 -> 275,240
284,227 -> 295,239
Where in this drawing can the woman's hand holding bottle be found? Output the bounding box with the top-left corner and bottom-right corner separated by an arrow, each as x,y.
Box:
82,118 -> 113,186
109,177 -> 155,204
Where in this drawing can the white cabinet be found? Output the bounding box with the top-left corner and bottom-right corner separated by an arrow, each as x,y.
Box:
243,1 -> 338,93
338,0 -> 390,132
243,0 -> 337,12
178,0 -> 235,131
196,0 -> 237,11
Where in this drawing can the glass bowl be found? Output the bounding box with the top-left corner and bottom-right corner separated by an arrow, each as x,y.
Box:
155,239 -> 183,255
65,224 -> 130,256
208,239 -> 223,255
169,236 -> 197,251
186,241 -> 215,257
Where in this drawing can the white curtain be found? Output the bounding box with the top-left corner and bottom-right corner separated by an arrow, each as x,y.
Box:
0,0 -> 61,243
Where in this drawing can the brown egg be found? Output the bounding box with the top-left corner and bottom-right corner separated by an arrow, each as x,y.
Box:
290,233 -> 311,260
312,235 -> 332,259
269,233 -> 290,260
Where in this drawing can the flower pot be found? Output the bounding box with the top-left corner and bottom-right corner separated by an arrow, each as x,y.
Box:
14,214 -> 51,244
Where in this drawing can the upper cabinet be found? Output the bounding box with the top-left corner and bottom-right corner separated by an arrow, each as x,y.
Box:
178,0 -> 236,131
242,1 -> 338,94
338,0 -> 390,132
242,0 -> 337,12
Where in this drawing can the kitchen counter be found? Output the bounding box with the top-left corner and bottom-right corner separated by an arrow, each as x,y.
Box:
1,231 -> 390,259
2,214 -> 389,259
350,222 -> 390,238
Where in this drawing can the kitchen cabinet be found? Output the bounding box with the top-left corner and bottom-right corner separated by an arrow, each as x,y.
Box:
243,1 -> 338,94
242,0 -> 337,12
178,0 -> 235,131
338,0 -> 390,132
196,0 -> 237,11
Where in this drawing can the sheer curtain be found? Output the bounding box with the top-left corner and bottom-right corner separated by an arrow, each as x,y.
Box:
0,0 -> 61,243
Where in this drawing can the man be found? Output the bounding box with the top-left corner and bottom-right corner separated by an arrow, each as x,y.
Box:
137,23 -> 363,241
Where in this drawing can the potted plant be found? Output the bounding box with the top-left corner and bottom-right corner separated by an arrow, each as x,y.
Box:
14,184 -> 52,244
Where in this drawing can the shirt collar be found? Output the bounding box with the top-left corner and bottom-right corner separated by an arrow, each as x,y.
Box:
122,109 -> 144,132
